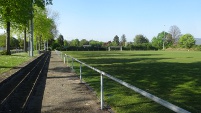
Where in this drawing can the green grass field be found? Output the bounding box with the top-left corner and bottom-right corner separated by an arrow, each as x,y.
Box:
0,52 -> 37,74
63,51 -> 201,113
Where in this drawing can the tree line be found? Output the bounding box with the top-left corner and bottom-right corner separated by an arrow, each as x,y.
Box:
1,6 -> 199,53
52,25 -> 199,51
0,0 -> 56,55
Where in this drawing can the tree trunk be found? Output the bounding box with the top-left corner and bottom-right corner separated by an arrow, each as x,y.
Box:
6,21 -> 11,55
24,28 -> 27,52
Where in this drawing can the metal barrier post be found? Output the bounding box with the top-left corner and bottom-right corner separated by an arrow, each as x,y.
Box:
100,73 -> 104,110
64,56 -> 66,64
80,63 -> 82,83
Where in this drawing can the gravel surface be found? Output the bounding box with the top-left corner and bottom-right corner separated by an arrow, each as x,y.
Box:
41,51 -> 109,113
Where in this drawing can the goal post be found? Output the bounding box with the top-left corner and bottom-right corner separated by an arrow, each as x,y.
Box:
108,46 -> 122,51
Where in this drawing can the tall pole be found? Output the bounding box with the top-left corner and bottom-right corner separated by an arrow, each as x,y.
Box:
30,0 -> 34,57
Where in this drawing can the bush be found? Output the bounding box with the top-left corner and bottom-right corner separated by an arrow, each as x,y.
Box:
192,45 -> 201,51
0,50 -> 11,55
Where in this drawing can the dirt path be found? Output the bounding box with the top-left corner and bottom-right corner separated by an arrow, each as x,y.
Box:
41,51 -> 109,113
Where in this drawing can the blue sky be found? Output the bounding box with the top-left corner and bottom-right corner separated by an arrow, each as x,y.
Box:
1,0 -> 201,42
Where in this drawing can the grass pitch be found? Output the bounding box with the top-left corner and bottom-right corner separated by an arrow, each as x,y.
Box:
64,51 -> 201,113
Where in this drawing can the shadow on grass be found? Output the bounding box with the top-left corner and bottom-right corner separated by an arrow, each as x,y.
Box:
69,51 -> 162,58
47,75 -> 77,80
72,56 -> 201,113
0,66 -> 13,69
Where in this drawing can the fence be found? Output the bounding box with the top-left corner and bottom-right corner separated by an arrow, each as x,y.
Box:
55,50 -> 190,113
11,49 -> 24,54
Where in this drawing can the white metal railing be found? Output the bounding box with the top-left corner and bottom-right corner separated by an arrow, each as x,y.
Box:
55,50 -> 190,113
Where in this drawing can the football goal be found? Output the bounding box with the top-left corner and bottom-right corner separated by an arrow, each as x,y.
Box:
108,46 -> 122,51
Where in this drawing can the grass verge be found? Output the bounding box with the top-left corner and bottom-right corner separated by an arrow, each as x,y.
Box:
0,51 -> 39,74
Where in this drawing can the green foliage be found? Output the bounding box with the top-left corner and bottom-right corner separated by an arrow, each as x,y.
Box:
34,6 -> 55,41
0,34 -> 6,47
179,34 -> 195,48
152,36 -> 163,49
0,0 -> 52,54
0,50 -> 11,55
57,34 -> 64,46
17,37 -> 25,49
51,41 -> 60,50
70,39 -> 80,47
165,33 -> 174,47
80,39 -> 89,46
89,40 -> 103,47
10,37 -> 19,49
193,45 -> 201,51
124,43 -> 157,50
64,40 -> 69,46
120,34 -> 126,46
134,34 -> 149,44
151,31 -> 170,49
113,35 -> 120,46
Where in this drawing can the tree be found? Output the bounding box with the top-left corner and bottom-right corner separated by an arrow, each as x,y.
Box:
0,0 -> 49,55
64,40 -> 69,47
169,25 -> 181,43
17,37 -> 25,49
80,39 -> 89,46
52,41 -> 60,50
34,6 -> 57,50
179,34 -> 195,48
89,40 -> 103,47
151,31 -> 168,49
165,33 -> 173,47
121,34 -> 126,46
10,37 -> 19,49
57,34 -> 64,46
70,39 -> 80,47
134,34 -> 149,44
113,35 -> 120,46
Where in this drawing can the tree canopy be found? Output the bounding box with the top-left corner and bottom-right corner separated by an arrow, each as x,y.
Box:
179,34 -> 195,48
134,34 -> 149,44
0,34 -> 6,47
151,31 -> 168,49
0,0 -> 54,55
121,34 -> 126,46
169,25 -> 181,43
113,35 -> 120,46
